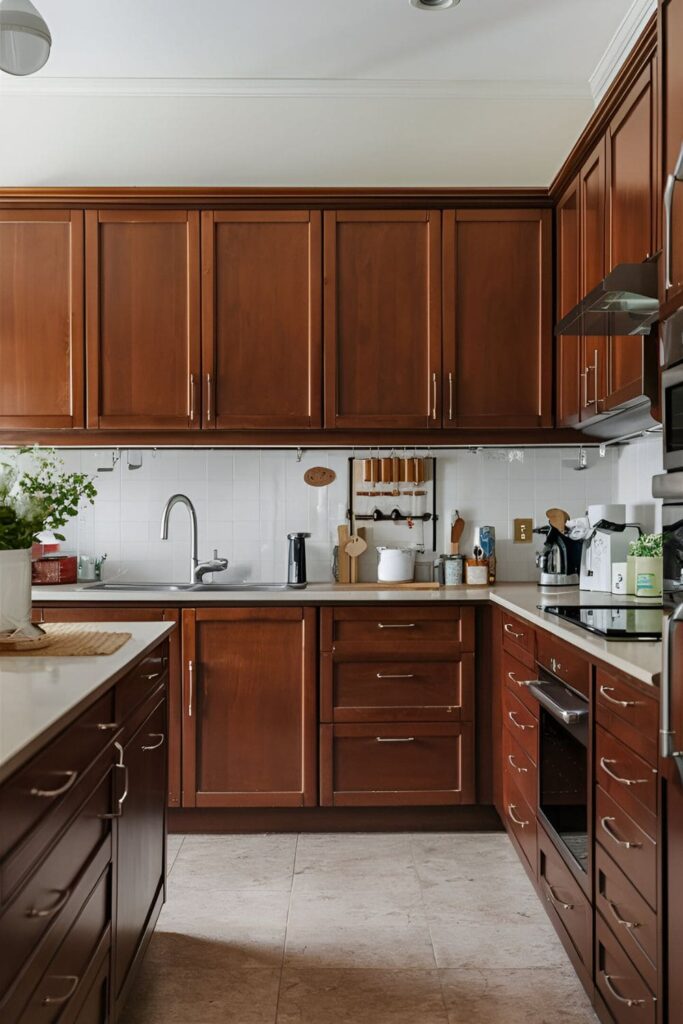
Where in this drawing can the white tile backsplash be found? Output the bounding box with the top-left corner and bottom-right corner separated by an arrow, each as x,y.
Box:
38,440 -> 658,585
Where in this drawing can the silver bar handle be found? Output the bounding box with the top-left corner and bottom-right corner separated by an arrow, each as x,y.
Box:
508,710 -> 534,731
188,660 -> 194,717
664,144 -> 683,291
96,722 -> 118,731
580,367 -> 588,408
142,732 -> 165,751
448,371 -> 454,421
431,372 -> 438,421
507,671 -> 537,688
376,736 -> 415,743
507,804 -> 529,828
141,671 -> 161,681
602,972 -> 645,1008
606,898 -> 640,931
30,770 -> 78,799
42,975 -> 79,1006
600,685 -> 639,709
592,350 -> 599,405
600,815 -> 641,850
27,888 -> 71,919
599,757 -> 647,787
206,373 -> 212,423
377,622 -> 416,629
189,371 -> 195,421
376,672 -> 415,679
504,622 -> 525,640
98,741 -> 128,819
543,881 -> 574,911
507,754 -> 528,774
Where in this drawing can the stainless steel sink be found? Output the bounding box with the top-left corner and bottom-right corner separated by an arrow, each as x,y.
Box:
84,582 -> 196,591
190,583 -> 296,592
84,582 -> 297,592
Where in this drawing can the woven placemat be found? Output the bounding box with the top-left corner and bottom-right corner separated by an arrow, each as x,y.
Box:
0,623 -> 132,657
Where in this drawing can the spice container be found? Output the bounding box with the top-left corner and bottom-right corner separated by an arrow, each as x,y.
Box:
436,554 -> 465,585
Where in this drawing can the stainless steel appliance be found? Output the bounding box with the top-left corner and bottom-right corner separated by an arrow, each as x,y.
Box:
533,525 -> 582,586
541,603 -> 663,640
287,532 -> 310,588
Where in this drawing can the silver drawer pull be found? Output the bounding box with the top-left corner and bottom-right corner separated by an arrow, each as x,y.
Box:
27,888 -> 71,919
376,737 -> 415,743
30,770 -> 78,799
600,685 -> 640,709
600,816 -> 641,850
96,722 -> 118,731
141,671 -> 161,681
543,881 -> 574,911
504,623 -> 525,639
507,803 -> 529,828
142,732 -> 165,751
607,898 -> 640,931
377,622 -> 416,629
602,972 -> 645,1008
599,758 -> 647,787
188,660 -> 194,717
98,741 -> 129,819
376,672 -> 415,680
508,710 -> 534,731
507,754 -> 528,774
507,671 -> 535,687
42,975 -> 79,1006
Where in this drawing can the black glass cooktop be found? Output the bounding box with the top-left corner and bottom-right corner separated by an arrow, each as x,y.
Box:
539,604 -> 664,640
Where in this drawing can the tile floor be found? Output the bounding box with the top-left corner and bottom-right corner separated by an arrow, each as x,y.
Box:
120,832 -> 599,1024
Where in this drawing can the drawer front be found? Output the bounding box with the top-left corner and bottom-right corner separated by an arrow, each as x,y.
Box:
501,612 -> 534,663
0,769 -> 112,999
502,766 -> 537,876
536,632 -> 590,699
69,948 -> 109,1024
596,786 -> 657,911
18,867 -> 111,1024
502,650 -> 540,717
502,686 -> 538,765
115,643 -> 168,724
596,669 -> 658,766
320,722 -> 474,807
324,606 -> 475,648
321,652 -> 474,723
595,844 -> 657,993
502,728 -> 537,812
595,913 -> 656,1024
0,693 -> 115,866
596,726 -> 657,840
538,828 -> 592,969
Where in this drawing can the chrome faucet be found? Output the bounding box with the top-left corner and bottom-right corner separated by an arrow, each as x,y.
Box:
160,493 -> 228,583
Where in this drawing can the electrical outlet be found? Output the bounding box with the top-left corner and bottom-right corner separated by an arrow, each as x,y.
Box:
514,518 -> 533,543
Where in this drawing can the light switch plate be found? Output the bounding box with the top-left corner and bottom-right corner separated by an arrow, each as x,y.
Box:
514,518 -> 533,543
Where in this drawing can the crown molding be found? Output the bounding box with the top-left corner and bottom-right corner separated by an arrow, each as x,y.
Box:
0,75 -> 590,101
589,0 -> 656,105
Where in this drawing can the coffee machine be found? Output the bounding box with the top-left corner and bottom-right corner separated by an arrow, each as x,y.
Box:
579,504 -> 642,593
534,525 -> 582,586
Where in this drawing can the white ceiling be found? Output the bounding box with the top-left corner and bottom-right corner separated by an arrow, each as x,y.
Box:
0,0 -> 654,187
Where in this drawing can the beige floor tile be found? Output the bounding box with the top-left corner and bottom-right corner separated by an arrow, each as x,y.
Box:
293,833 -> 421,896
440,967 -> 598,1023
410,832 -> 521,888
284,890 -> 436,969
171,834 -> 297,893
426,911 -> 569,970
276,968 -> 449,1024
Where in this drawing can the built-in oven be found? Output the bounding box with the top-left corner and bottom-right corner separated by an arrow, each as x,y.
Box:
529,667 -> 590,875
662,308 -> 683,472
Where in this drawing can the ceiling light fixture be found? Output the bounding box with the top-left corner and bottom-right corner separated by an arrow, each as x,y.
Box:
410,0 -> 460,10
0,0 -> 51,76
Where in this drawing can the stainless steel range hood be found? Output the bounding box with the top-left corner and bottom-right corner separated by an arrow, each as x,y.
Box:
554,262 -> 659,337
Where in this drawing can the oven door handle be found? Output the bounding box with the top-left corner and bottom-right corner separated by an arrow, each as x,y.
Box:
528,682 -> 588,726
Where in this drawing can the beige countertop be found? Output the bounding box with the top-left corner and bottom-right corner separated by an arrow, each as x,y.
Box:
33,580 -> 662,688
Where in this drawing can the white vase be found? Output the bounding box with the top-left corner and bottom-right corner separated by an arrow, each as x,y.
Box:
0,548 -> 34,636
634,556 -> 663,599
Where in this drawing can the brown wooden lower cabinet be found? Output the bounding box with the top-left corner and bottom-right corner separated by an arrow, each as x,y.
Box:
501,763 -> 537,877
595,843 -> 658,995
595,913 -> 656,1024
538,826 -> 592,975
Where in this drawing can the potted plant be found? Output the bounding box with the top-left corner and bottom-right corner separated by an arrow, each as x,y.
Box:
628,533 -> 663,599
0,448 -> 96,637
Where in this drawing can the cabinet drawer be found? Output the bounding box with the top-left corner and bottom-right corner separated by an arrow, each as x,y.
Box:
536,632 -> 589,699
115,643 -> 168,724
596,786 -> 657,911
502,686 -> 538,765
502,728 -> 536,812
502,650 -> 540,717
538,827 -> 592,970
502,612 -> 534,664
595,912 -> 656,1024
322,606 -> 475,649
69,946 -> 109,1024
320,722 -> 474,807
596,844 -> 657,993
502,766 -> 537,876
596,726 -> 657,840
320,650 -> 474,723
596,669 -> 658,766
0,693 -> 114,870
0,768 -> 112,999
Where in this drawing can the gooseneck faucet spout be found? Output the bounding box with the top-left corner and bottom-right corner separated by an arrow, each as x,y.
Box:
160,494 -> 198,584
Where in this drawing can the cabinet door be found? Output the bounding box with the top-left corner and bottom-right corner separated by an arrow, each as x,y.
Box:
661,0 -> 683,309
201,211 -> 322,429
0,210 -> 84,430
580,138 -> 609,419
556,178 -> 582,427
323,210 -> 441,429
182,607 -> 317,807
442,209 -> 552,429
85,210 -> 200,430
605,63 -> 657,411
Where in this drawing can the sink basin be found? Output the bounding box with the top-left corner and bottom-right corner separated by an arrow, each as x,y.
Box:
190,583 -> 297,592
84,582 -> 298,593
84,582 -> 196,591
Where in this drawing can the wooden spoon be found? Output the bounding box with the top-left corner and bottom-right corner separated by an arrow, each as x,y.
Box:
450,512 -> 465,555
345,532 -> 367,584
546,507 -> 570,533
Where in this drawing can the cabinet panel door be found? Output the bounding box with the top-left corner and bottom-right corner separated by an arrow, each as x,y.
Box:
580,138 -> 609,419
555,178 -> 582,427
662,0 -> 683,308
606,63 -> 657,411
0,210 -> 84,430
85,210 -> 200,430
324,210 -> 441,429
202,211 -> 322,429
182,607 -> 317,808
442,209 -> 552,429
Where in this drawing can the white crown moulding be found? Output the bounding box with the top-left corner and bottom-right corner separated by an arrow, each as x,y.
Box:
589,0 -> 656,105
0,76 -> 591,101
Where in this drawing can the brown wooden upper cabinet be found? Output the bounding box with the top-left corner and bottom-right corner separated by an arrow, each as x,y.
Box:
556,177 -> 582,428
0,210 -> 84,430
85,210 -> 201,430
661,0 -> 683,311
201,211 -> 322,429
442,209 -> 552,429
579,137 -> 609,420
323,210 -> 441,429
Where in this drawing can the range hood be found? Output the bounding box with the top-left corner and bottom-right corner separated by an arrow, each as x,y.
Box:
555,261 -> 659,337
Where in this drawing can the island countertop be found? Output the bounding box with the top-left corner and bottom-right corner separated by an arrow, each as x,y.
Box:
0,620 -> 175,784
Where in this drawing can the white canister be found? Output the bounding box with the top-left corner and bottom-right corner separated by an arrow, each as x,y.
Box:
611,562 -> 627,595
376,547 -> 416,583
634,556 -> 663,599
0,548 -> 33,635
